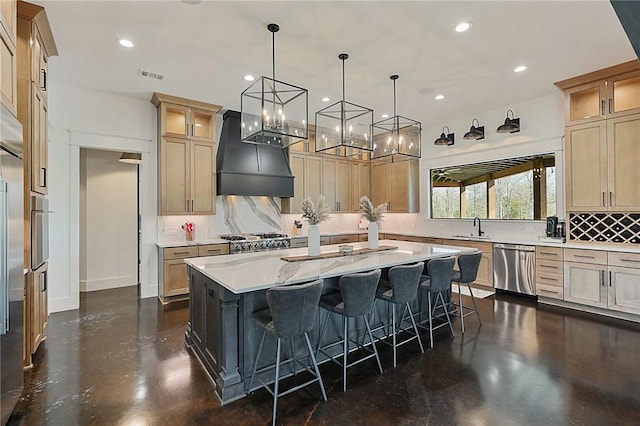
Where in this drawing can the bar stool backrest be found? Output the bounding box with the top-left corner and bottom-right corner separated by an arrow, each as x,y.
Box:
267,279 -> 323,338
456,252 -> 483,283
338,269 -> 382,317
388,262 -> 425,304
426,257 -> 456,293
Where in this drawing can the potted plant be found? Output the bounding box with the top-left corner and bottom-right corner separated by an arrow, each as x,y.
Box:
359,196 -> 387,249
300,196 -> 331,256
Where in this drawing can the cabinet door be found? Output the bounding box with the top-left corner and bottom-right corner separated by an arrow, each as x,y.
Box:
371,162 -> 389,208
163,259 -> 190,297
350,162 -> 370,211
336,160 -> 351,211
32,27 -> 46,95
607,114 -> 640,211
191,141 -> 216,214
30,263 -> 47,354
31,86 -> 47,194
161,103 -> 189,138
564,262 -> 607,308
0,1 -> 16,41
389,161 -> 409,212
190,108 -> 216,142
564,81 -> 606,125
608,266 -> 640,315
565,122 -> 607,211
608,70 -> 640,118
161,137 -> 190,214
306,156 -> 322,202
287,153 -> 305,213
0,22 -> 17,115
322,157 -> 337,211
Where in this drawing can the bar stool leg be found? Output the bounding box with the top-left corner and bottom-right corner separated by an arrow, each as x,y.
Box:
248,330 -> 267,391
406,302 -> 424,353
343,316 -> 348,392
467,282 -> 483,325
304,332 -> 327,401
392,306 -> 397,368
272,339 -> 282,426
290,337 -> 297,377
316,310 -> 331,353
427,292 -> 434,349
439,292 -> 456,337
458,283 -> 465,333
364,315 -> 383,374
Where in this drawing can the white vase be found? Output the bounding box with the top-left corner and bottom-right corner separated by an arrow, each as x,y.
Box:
308,224 -> 321,256
368,221 -> 379,249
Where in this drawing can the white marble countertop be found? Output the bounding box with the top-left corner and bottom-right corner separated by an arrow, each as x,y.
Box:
156,239 -> 229,248
184,240 -> 478,294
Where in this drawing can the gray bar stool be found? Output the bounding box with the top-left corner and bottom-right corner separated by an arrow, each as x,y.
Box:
317,269 -> 383,392
418,256 -> 456,348
375,262 -> 425,367
248,279 -> 327,426
451,252 -> 483,333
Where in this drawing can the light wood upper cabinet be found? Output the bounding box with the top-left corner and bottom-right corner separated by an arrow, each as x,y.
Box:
152,93 -> 222,215
556,61 -> 640,126
281,153 -> 322,214
350,161 -> 370,212
565,121 -> 607,211
606,114 -> 640,211
322,157 -> 351,212
565,114 -> 640,212
0,0 -> 17,116
370,160 -> 419,212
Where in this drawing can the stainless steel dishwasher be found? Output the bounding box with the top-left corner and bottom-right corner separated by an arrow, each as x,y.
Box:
493,244 -> 536,295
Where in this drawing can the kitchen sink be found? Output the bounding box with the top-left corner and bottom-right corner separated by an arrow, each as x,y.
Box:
450,234 -> 492,240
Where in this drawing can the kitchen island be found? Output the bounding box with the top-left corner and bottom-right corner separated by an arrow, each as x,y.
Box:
184,240 -> 477,404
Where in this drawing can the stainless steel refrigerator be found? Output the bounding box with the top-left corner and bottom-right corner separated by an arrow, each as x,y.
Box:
0,103 -> 24,424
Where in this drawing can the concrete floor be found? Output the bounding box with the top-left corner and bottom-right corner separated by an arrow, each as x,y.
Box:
8,286 -> 640,425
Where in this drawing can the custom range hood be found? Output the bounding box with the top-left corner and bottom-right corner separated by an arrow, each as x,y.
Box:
217,110 -> 294,197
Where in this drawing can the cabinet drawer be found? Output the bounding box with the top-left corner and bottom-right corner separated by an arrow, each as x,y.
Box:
358,234 -> 368,242
320,236 -> 331,245
536,283 -> 564,299
164,246 -> 199,260
536,271 -> 563,287
423,237 -> 443,245
564,248 -> 607,264
330,235 -> 358,244
198,244 -> 229,257
399,235 -> 425,243
608,251 -> 640,268
536,259 -> 563,275
536,246 -> 563,261
290,237 -> 308,248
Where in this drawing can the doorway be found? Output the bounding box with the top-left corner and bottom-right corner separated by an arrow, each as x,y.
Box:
79,148 -> 140,296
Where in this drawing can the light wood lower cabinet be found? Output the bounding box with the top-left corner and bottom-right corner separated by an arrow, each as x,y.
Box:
441,239 -> 493,288
563,248 -> 640,315
535,246 -> 564,299
30,262 -> 47,354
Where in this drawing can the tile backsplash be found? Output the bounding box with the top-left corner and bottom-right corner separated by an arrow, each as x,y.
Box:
159,196 -> 547,243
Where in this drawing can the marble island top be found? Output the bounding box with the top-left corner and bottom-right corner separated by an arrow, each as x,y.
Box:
184,240 -> 478,294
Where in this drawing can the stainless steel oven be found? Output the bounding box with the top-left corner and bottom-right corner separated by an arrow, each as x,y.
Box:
31,195 -> 49,270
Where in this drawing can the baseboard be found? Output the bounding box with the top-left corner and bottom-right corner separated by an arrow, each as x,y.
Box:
80,275 -> 137,292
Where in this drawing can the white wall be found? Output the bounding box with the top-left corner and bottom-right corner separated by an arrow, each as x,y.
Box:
80,148 -> 138,292
48,83 -> 157,312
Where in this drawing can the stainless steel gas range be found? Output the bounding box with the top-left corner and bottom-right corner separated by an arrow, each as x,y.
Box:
219,232 -> 290,253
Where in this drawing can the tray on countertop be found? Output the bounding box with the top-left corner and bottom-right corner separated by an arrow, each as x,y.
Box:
281,245 -> 397,262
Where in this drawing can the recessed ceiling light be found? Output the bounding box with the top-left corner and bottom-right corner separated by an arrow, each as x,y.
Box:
381,113 -> 389,119
244,74 -> 255,81
117,38 -> 134,48
514,65 -> 527,73
321,97 -> 330,102
455,22 -> 472,32
435,94 -> 445,100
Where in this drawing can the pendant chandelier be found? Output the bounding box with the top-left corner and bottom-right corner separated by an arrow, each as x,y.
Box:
241,23 -> 308,148
315,53 -> 373,157
372,75 -> 421,161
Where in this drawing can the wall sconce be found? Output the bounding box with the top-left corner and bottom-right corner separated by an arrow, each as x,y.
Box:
463,118 -> 485,140
119,152 -> 142,164
496,110 -> 520,133
434,126 -> 454,146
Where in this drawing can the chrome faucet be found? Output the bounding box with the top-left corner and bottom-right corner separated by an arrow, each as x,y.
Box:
473,217 -> 484,237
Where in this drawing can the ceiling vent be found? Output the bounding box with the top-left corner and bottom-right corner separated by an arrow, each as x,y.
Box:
138,69 -> 164,80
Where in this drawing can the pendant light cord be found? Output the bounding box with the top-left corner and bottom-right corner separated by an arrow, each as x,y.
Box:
272,29 -> 276,82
